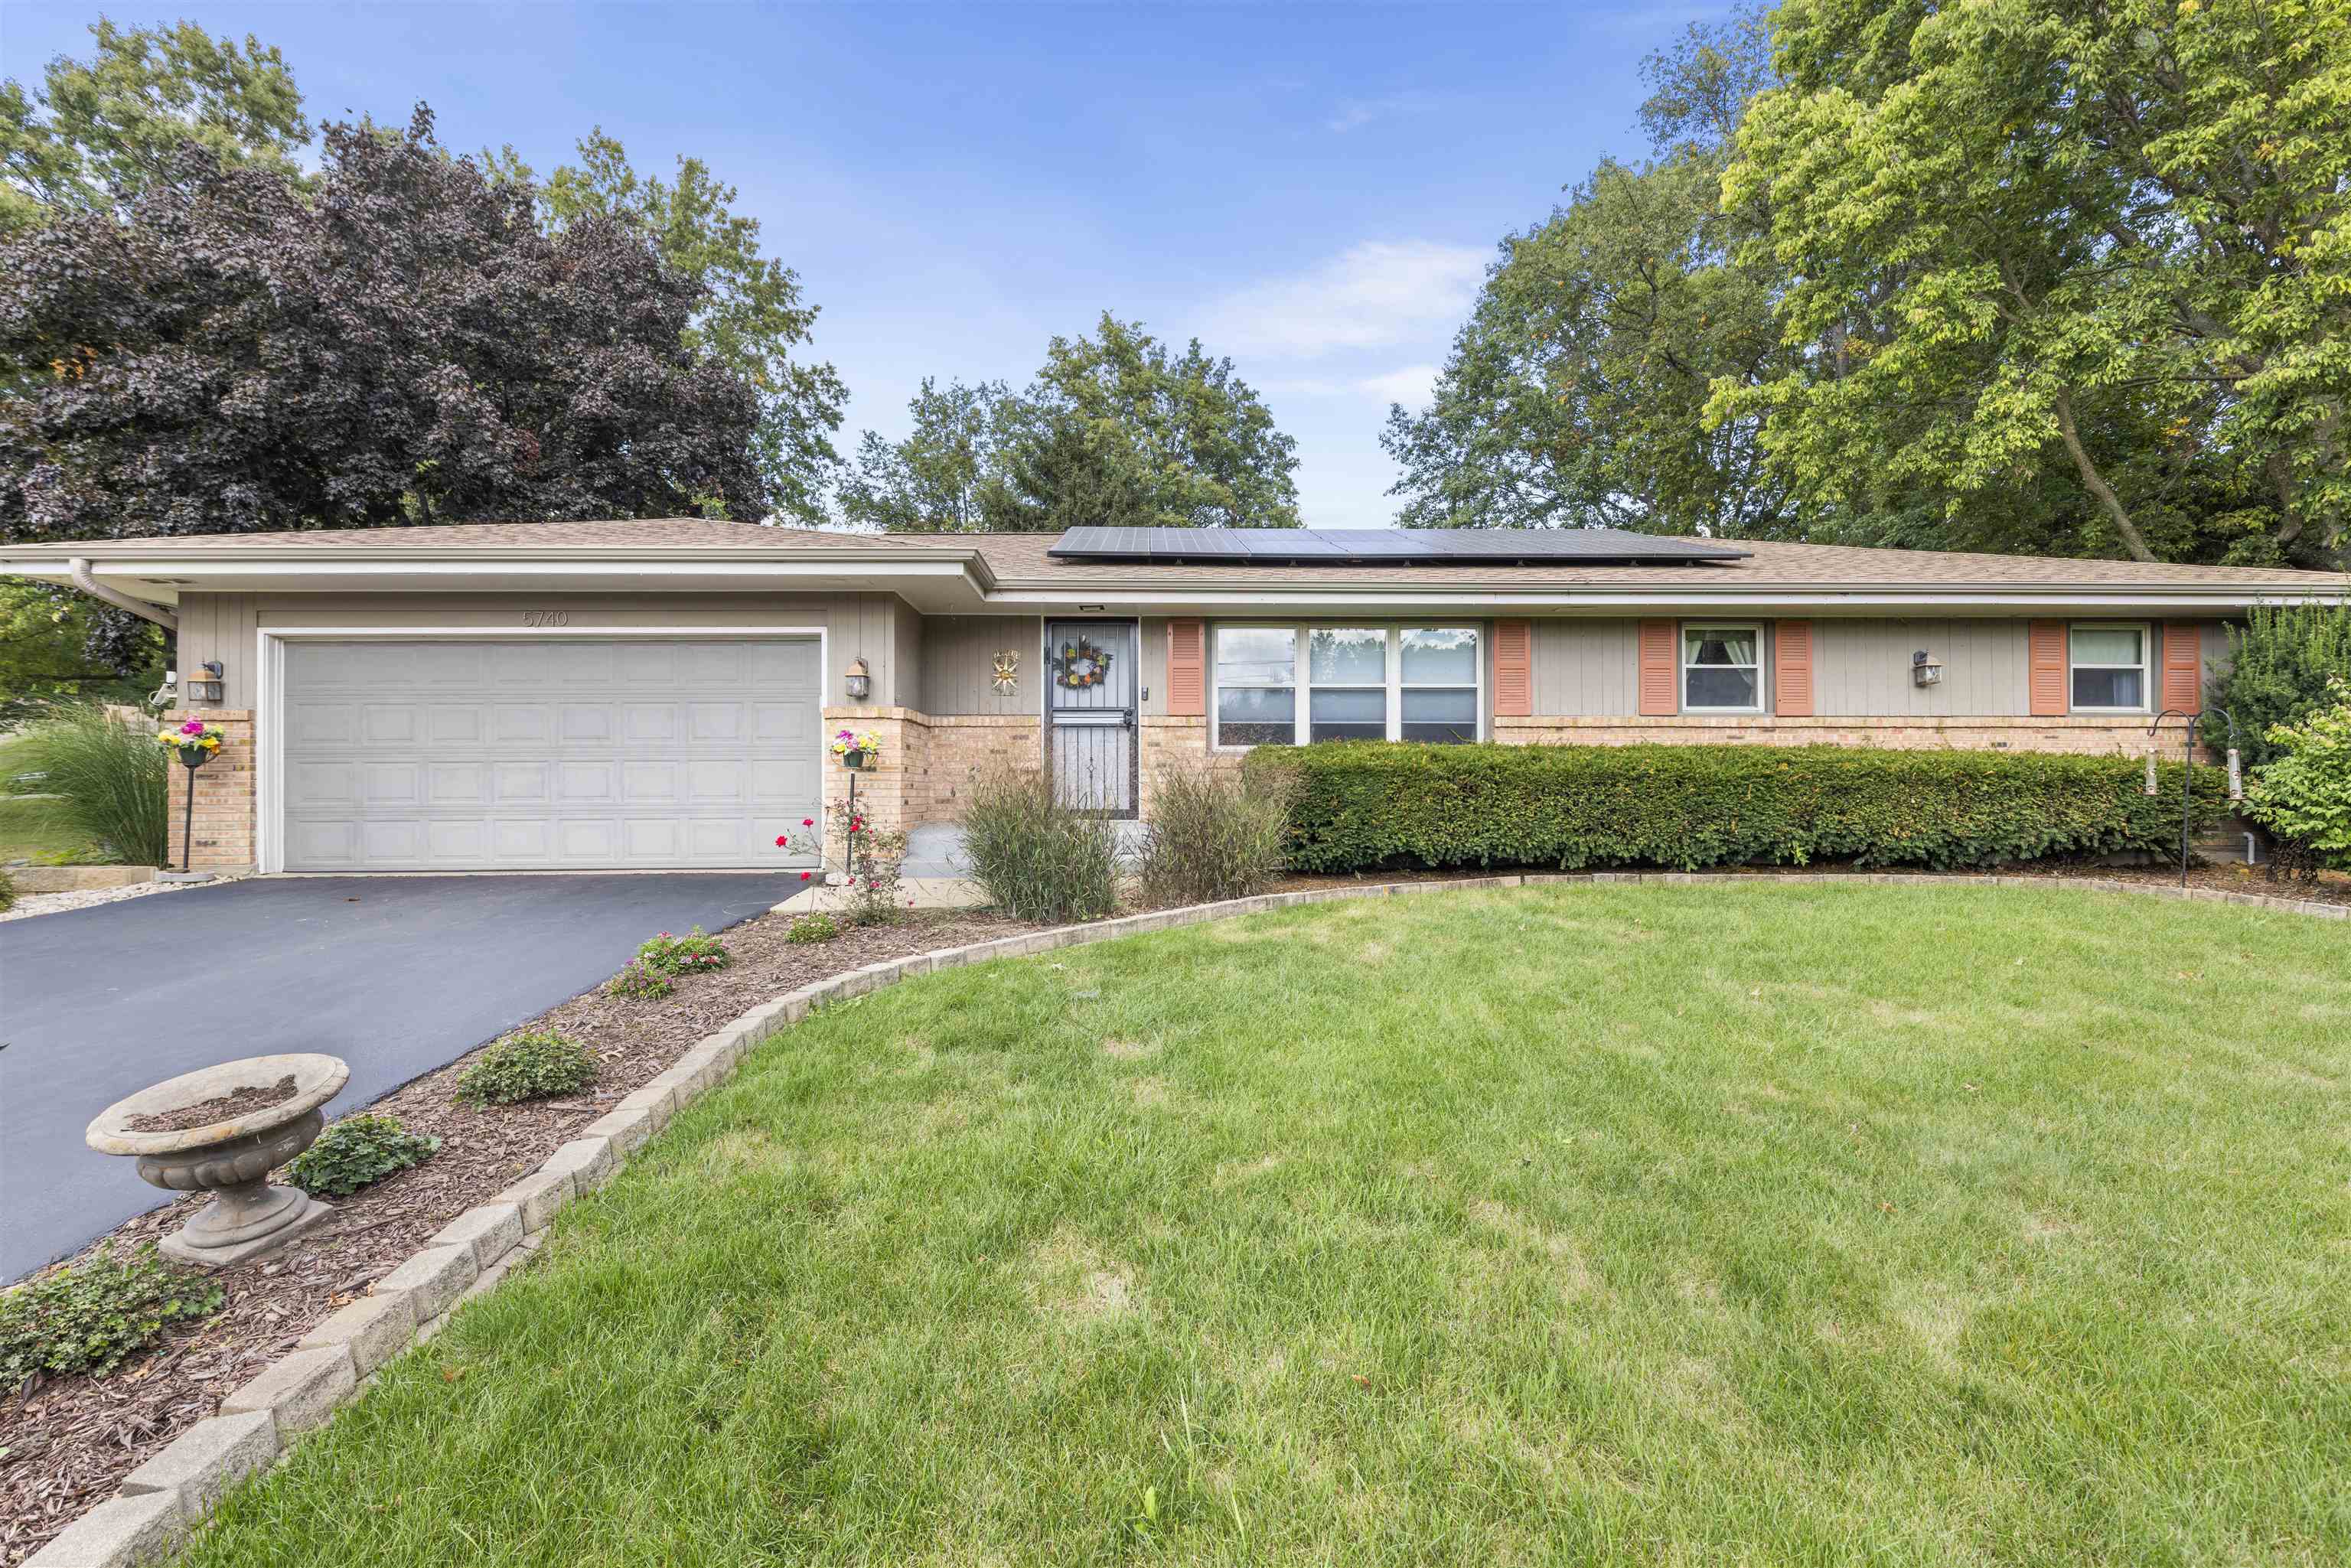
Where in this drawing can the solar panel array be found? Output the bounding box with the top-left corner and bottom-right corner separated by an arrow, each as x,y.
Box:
1046,526 -> 1749,566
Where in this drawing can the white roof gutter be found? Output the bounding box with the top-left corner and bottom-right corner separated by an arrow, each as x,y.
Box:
70,556 -> 178,631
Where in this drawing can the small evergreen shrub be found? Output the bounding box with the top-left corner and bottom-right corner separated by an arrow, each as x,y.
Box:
1140,758 -> 1295,905
605,960 -> 674,999
1245,742 -> 2228,873
785,911 -> 842,944
635,927 -> 730,976
958,764 -> 1119,922
455,1031 -> 597,1106
2210,600 -> 2351,768
1,1244 -> 224,1390
285,1113 -> 440,1198
2245,679 -> 2351,880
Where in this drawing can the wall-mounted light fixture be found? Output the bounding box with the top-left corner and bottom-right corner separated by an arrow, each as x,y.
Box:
1910,650 -> 1942,688
185,660 -> 225,704
843,657 -> 871,703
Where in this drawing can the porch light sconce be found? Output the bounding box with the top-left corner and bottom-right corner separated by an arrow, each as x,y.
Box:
1910,650 -> 1942,688
842,657 -> 871,703
186,660 -> 225,705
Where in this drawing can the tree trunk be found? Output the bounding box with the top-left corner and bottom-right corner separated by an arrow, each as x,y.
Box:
2052,389 -> 2157,562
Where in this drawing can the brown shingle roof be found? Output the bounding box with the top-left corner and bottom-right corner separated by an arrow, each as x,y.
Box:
109,518 -> 942,552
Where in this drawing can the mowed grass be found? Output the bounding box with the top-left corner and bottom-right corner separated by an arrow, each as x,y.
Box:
187,885 -> 2351,1566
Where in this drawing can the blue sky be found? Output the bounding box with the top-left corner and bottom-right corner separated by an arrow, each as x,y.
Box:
4,2 -> 1719,526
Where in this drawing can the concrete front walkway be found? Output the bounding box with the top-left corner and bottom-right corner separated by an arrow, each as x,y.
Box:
768,820 -> 1153,914
0,872 -> 805,1281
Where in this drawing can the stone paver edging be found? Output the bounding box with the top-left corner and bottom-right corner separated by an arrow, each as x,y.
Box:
26,870 -> 2341,1565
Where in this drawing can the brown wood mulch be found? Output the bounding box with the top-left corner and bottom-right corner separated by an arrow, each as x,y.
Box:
0,905 -> 1041,1567
7,855 -> 2340,1563
123,1074 -> 300,1134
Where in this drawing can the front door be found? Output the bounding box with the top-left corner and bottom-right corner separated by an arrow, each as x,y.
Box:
1046,621 -> 1137,817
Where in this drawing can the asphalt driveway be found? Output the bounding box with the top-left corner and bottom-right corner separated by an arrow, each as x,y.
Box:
0,872 -> 804,1282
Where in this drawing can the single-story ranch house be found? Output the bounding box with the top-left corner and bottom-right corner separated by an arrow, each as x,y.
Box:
7,520 -> 2345,874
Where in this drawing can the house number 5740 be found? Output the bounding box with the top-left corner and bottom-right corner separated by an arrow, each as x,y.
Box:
522,610 -> 570,628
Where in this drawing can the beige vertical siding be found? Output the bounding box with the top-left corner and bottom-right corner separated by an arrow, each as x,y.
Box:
1813,620 -> 2027,716
1530,619 -> 1642,716
918,615 -> 1042,716
175,592 -> 912,712
889,599 -> 922,709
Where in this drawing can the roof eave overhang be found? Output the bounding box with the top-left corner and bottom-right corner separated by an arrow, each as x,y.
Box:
982,581 -> 2347,614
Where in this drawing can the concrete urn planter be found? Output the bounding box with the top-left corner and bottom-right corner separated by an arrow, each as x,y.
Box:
85,1053 -> 349,1266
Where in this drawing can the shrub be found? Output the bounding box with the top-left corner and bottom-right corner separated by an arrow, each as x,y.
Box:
284,1113 -> 440,1198
2210,600 -> 2351,769
0,866 -> 15,913
605,960 -> 673,999
11,703 -> 168,865
785,911 -> 842,944
1140,757 -> 1295,905
455,1031 -> 597,1106
2244,679 -> 2351,881
1245,742 -> 2229,873
635,927 -> 730,976
958,764 -> 1119,922
1,1244 -> 224,1390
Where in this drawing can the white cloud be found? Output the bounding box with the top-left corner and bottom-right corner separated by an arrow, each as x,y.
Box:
1325,90 -> 1436,133
1355,363 -> 1440,409
1202,240 -> 1486,360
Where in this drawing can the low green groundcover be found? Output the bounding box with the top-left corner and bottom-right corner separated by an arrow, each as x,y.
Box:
1247,741 -> 2225,872
184,885 -> 2346,1566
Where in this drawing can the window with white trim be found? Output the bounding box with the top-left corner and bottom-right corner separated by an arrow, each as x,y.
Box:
2069,623 -> 2148,711
1213,625 -> 1482,747
1681,624 -> 1762,712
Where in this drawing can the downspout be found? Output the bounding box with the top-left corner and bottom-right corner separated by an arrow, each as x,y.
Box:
69,557 -> 178,631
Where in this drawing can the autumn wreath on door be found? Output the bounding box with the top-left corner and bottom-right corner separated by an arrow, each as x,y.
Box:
1054,635 -> 1116,690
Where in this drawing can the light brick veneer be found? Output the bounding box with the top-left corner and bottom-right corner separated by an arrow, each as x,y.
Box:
1494,715 -> 2193,756
163,709 -> 256,872
820,707 -> 1044,830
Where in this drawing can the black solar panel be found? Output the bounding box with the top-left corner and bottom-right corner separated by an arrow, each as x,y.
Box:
1047,526 -> 1749,565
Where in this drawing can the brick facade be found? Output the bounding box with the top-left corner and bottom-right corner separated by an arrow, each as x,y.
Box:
820,706 -> 1043,831
162,709 -> 256,872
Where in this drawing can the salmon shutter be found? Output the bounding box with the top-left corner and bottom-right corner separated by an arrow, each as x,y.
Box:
1494,620 -> 1533,718
1773,621 -> 1814,717
1166,619 -> 1205,716
2162,623 -> 2203,712
1637,620 -> 1679,716
2027,621 -> 2068,716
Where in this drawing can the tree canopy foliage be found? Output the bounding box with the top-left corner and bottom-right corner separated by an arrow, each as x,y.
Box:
1391,1 -> 2351,569
841,314 -> 1301,531
0,107 -> 766,543
495,130 -> 848,524
0,18 -> 308,236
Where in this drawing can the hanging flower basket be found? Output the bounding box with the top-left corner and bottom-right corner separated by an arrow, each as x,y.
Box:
1054,637 -> 1114,690
155,719 -> 225,768
830,728 -> 883,768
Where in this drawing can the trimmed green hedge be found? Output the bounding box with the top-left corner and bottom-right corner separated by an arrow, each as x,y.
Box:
1244,742 -> 2228,873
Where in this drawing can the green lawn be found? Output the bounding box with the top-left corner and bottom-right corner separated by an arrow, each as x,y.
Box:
187,885 -> 2350,1566
0,794 -> 98,863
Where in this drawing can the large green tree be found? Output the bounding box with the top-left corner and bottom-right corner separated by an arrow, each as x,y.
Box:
1715,0 -> 2351,568
0,17 -> 308,236
500,131 -> 849,524
1381,13 -> 1804,535
843,314 -> 1301,531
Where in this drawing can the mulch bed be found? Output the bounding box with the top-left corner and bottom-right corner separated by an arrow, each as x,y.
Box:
125,1074 -> 300,1134
0,905 -> 1041,1567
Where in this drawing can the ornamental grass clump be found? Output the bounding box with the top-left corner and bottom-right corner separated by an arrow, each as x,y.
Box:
11,702 -> 168,866
1140,757 -> 1295,905
958,764 -> 1118,923
285,1114 -> 440,1198
2,1244 -> 224,1392
455,1031 -> 596,1107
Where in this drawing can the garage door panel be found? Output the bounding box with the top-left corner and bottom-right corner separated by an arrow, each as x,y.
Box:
282,637 -> 820,870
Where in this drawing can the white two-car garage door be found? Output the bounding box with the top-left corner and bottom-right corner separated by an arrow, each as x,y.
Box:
281,639 -> 823,871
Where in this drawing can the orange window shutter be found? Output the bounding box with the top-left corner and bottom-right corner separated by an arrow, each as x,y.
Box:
2162,623 -> 2203,713
2027,621 -> 2069,716
1494,620 -> 1532,718
1166,619 -> 1205,716
1773,621 -> 1814,717
1637,620 -> 1679,716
